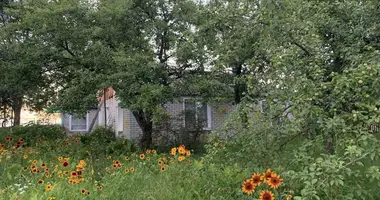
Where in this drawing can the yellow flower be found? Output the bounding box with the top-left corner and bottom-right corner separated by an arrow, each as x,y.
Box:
23,155 -> 28,159
57,156 -> 63,162
259,190 -> 274,200
170,147 -> 177,156
178,156 -> 185,162
251,173 -> 262,186
268,173 -> 283,189
178,145 -> 186,155
45,184 -> 53,191
48,196 -> 56,200
241,179 -> 255,195
185,150 -> 191,156
139,154 -> 145,159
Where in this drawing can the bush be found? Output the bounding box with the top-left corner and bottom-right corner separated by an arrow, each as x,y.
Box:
0,124 -> 65,145
80,126 -> 136,158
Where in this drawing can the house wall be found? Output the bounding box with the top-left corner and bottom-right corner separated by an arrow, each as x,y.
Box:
125,99 -> 234,140
62,110 -> 98,134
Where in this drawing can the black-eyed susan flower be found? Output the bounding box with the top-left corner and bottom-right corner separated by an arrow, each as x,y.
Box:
262,169 -> 273,183
81,188 -> 86,194
286,195 -> 292,200
70,171 -> 77,178
38,180 -> 44,184
98,186 -> 103,191
170,148 -> 177,156
146,157 -> 150,161
185,150 -> 191,156
23,166 -> 28,171
130,167 -> 135,173
23,155 -> 28,159
87,191 -> 91,196
178,145 -> 186,155
57,156 -> 63,162
146,149 -> 151,154
41,163 -> 46,168
124,168 -> 129,173
152,149 -> 157,154
259,190 -> 274,200
139,154 -> 145,159
32,160 -> 38,165
125,156 -> 130,161
268,173 -> 283,189
251,173 -> 262,186
160,167 -> 166,172
62,161 -> 69,167
178,156 -> 185,162
241,179 -> 255,195
45,184 -> 53,191
158,160 -> 163,165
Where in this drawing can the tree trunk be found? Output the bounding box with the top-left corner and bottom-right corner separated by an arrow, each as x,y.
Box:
233,63 -> 243,104
132,110 -> 153,149
12,97 -> 22,126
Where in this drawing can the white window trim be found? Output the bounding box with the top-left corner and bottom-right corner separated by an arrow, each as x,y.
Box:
69,113 -> 89,132
182,98 -> 212,130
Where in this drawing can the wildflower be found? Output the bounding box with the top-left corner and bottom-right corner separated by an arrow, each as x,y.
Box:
259,190 -> 274,200
178,145 -> 186,155
130,167 -> 135,173
48,196 -> 56,200
23,155 -> 28,159
251,173 -> 262,186
45,184 -> 53,191
139,154 -> 145,159
87,191 -> 91,196
113,160 -> 120,165
98,186 -> 103,191
124,156 -> 130,161
185,150 -> 191,156
81,188 -> 86,194
107,155 -> 111,159
70,171 -> 77,178
38,180 -> 44,184
178,156 -> 185,162
146,157 -> 150,161
262,169 -> 273,183
241,179 -> 255,195
33,160 -> 38,165
41,163 -> 46,168
124,168 -> 129,173
5,137 -> 13,142
23,166 -> 28,171
170,147 -> 177,156
286,195 -> 293,200
268,173 -> 283,189
62,161 -> 69,167
152,149 -> 157,154
57,156 -> 63,162
64,171 -> 68,175
160,167 -> 166,172
146,149 -> 151,154
79,160 -> 87,167
158,160 -> 163,165
58,173 -> 63,178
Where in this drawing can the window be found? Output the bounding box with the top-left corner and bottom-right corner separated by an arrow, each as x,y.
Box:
69,114 -> 88,132
183,99 -> 212,130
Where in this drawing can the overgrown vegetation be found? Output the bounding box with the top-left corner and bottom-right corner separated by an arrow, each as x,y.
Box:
1,0 -> 380,199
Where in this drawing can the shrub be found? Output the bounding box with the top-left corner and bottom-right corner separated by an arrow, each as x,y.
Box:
0,124 -> 65,145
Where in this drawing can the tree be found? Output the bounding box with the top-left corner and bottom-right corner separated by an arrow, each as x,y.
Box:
0,1 -> 57,126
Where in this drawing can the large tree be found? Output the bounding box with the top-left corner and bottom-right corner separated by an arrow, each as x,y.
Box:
0,1 -> 58,126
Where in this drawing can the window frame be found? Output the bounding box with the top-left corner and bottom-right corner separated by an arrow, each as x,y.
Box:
69,113 -> 89,132
182,98 -> 212,130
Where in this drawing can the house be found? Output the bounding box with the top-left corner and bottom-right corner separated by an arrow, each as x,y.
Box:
62,88 -> 234,140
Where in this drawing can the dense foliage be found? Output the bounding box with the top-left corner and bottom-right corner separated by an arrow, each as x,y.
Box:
0,0 -> 379,199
